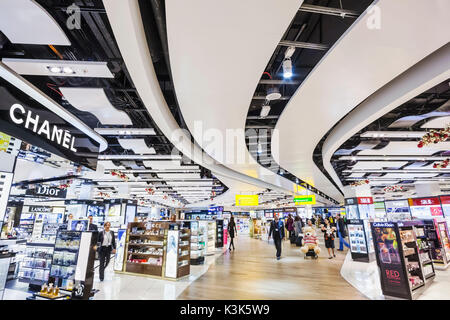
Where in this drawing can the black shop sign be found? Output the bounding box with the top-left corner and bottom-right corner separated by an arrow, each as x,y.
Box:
26,185 -> 67,198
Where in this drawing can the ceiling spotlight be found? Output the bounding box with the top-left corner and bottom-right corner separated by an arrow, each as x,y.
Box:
260,105 -> 271,118
282,58 -> 293,79
351,157 -> 356,161
257,143 -> 263,154
266,87 -> 281,101
48,66 -> 62,73
373,133 -> 378,138
62,67 -> 75,74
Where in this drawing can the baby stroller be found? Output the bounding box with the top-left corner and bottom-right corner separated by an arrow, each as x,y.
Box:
304,248 -> 318,259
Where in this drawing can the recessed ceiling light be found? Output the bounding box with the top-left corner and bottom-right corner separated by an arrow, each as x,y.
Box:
62,67 -> 75,74
48,66 -> 62,73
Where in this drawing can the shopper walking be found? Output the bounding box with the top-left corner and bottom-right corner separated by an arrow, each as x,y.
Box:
88,215 -> 98,231
268,215 -> 285,260
286,214 -> 294,242
335,214 -> 350,251
228,216 -> 237,251
321,218 -> 336,259
94,222 -> 116,281
293,216 -> 304,246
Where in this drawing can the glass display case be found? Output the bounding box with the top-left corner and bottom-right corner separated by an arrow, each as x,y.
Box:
49,231 -> 82,291
18,243 -> 54,287
347,219 -> 375,262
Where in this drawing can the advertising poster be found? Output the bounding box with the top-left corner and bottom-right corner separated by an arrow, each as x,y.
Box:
372,222 -> 408,298
348,221 -> 367,254
69,219 -> 89,231
114,229 -> 127,271
165,230 -> 179,278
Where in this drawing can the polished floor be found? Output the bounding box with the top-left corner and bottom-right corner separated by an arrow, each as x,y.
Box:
178,236 -> 366,300
4,235 -> 364,300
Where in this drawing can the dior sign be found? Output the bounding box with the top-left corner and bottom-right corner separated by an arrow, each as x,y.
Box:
9,103 -> 78,152
26,185 -> 67,199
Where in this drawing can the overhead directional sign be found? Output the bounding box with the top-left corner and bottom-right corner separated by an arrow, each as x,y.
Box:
235,195 -> 258,206
294,195 -> 316,205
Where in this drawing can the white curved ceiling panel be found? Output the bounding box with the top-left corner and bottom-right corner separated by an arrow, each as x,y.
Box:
421,115 -> 450,129
165,0 -> 307,198
60,87 -> 132,126
358,141 -> 450,156
103,0 -> 307,200
351,161 -> 408,170
97,160 -> 125,170
0,0 -> 70,45
118,139 -> 156,154
274,0 -> 450,201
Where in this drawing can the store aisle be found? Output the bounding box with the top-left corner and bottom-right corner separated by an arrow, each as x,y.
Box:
178,236 -> 366,300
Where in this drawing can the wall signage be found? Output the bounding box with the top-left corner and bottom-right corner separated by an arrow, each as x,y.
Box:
408,197 -> 440,206
28,206 -> 52,213
10,103 -> 77,152
440,196 -> 450,205
357,197 -> 373,205
26,185 -> 67,198
235,195 -> 258,206
294,195 -> 316,205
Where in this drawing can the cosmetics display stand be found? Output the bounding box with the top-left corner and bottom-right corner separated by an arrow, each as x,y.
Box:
184,220 -> 205,265
124,221 -> 168,277
18,242 -> 54,290
215,219 -> 224,248
371,221 -> 435,300
118,221 -> 191,280
206,221 -> 216,256
423,219 -> 450,270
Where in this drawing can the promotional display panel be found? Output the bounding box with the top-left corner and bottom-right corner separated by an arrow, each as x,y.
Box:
347,219 -> 374,262
165,230 -> 179,278
385,200 -> 411,221
371,222 -> 410,299
409,197 -> 444,220
113,229 -> 127,272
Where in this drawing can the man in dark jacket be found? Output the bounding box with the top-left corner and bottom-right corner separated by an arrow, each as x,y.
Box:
93,221 -> 116,281
335,214 -> 350,251
268,215 -> 285,260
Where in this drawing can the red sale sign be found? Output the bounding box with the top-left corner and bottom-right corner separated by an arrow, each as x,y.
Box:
357,197 -> 373,205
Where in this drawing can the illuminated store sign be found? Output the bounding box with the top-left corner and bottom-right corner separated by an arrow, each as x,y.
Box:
294,195 -> 316,205
357,197 -> 373,205
26,185 -> 67,199
235,195 -> 258,206
9,103 -> 77,152
408,197 -> 440,206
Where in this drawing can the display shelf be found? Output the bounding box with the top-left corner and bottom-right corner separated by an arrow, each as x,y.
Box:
371,221 -> 435,300
123,222 -> 168,277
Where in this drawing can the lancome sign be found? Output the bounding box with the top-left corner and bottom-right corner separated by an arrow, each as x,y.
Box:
9,103 -> 77,152
26,185 -> 67,198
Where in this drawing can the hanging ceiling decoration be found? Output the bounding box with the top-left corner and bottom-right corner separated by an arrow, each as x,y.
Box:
110,170 -> 129,181
350,179 -> 370,187
433,158 -> 450,169
417,125 -> 450,148
383,185 -> 404,193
